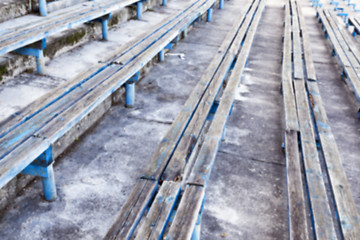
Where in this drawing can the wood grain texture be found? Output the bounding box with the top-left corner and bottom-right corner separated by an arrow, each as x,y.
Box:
104,179 -> 157,240
142,0 -> 255,181
165,185 -> 204,240
294,79 -> 337,240
282,1 -> 299,131
307,80 -> 360,239
133,181 -> 181,240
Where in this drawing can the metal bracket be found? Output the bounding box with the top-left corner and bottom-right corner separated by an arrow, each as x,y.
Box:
15,39 -> 46,74
21,146 -> 57,201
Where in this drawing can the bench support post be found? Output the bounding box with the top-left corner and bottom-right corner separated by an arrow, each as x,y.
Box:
183,28 -> 188,38
101,18 -> 109,41
15,39 -> 46,75
126,71 -> 140,107
207,7 -> 213,22
21,146 -> 57,201
137,1 -> 143,20
93,14 -> 111,40
39,0 -> 48,16
219,0 -> 224,9
162,0 -> 167,6
159,49 -> 165,62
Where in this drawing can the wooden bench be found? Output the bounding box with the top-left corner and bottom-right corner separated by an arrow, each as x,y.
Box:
0,0 -> 218,202
282,0 -> 360,238
347,16 -> 360,35
0,0 -> 147,74
317,8 -> 360,117
104,0 -> 265,239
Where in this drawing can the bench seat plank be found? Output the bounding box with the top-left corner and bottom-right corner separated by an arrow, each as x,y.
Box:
104,179 -> 157,240
133,181 -> 181,240
294,79 -> 337,240
283,2 -> 309,239
142,0 -> 255,181
187,0 -> 265,187
164,185 -> 204,240
162,0 -> 263,183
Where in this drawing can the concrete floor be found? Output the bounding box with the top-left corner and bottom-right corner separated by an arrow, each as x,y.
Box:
0,0 -> 360,239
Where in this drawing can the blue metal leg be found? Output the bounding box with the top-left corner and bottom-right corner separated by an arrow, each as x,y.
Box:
36,51 -> 45,75
21,146 -> 57,201
137,1 -> 143,20
219,0 -> 224,9
102,18 -> 109,40
125,72 -> 139,107
207,8 -> 213,22
162,0 -> 167,6
39,0 -> 47,16
159,49 -> 165,62
126,82 -> 135,108
183,28 -> 188,38
42,164 -> 57,201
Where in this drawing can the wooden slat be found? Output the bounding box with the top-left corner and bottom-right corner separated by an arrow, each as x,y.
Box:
282,2 -> 299,131
327,11 -> 360,67
293,79 -> 337,240
296,0 -> 317,81
162,0 -> 263,183
141,0 -> 255,181
284,2 -> 309,239
165,185 -> 204,240
186,0 -> 265,186
302,7 -> 360,238
104,179 -> 157,240
290,0 -> 304,80
307,80 -> 360,239
318,10 -> 352,68
324,10 -> 360,69
285,130 -> 309,240
133,181 -> 181,240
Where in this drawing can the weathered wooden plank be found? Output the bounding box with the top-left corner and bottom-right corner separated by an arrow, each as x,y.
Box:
296,0 -> 317,81
104,179 -> 157,240
290,0 -> 304,80
165,185 -> 205,240
293,79 -> 337,240
324,11 -> 360,69
162,0 -> 263,183
307,80 -> 360,239
282,2 -> 299,131
142,0 -> 255,181
327,11 -> 360,67
133,181 -> 181,240
186,0 -> 265,187
285,130 -> 309,240
317,10 -> 352,68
